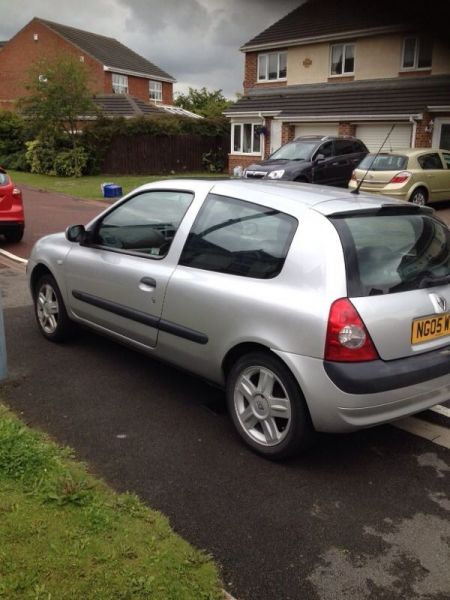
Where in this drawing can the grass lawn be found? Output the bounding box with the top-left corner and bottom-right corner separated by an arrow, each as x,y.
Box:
8,171 -> 227,201
0,404 -> 223,599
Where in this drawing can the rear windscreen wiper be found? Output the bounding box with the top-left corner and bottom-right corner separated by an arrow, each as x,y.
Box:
419,274 -> 450,289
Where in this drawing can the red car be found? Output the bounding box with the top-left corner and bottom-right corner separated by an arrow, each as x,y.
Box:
0,167 -> 24,243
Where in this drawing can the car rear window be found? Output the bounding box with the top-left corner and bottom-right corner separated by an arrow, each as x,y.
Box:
332,212 -> 450,296
358,154 -> 408,171
0,173 -> 9,186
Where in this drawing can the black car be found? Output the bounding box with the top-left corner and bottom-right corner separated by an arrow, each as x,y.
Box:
243,135 -> 368,187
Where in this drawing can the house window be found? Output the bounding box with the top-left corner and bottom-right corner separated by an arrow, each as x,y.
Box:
112,73 -> 128,94
232,123 -> 261,154
149,80 -> 162,101
402,37 -> 432,70
330,43 -> 354,75
257,52 -> 287,81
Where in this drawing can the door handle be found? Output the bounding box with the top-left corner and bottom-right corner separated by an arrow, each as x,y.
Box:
139,277 -> 156,291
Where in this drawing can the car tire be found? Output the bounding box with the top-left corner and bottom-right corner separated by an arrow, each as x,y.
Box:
409,187 -> 428,206
33,274 -> 73,342
226,351 -> 314,460
4,226 -> 24,243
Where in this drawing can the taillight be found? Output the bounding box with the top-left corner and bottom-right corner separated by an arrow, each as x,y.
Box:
12,187 -> 21,197
350,171 -> 357,182
389,171 -> 411,184
325,298 -> 378,362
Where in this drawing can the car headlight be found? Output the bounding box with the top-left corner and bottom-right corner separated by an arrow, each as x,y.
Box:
267,169 -> 285,179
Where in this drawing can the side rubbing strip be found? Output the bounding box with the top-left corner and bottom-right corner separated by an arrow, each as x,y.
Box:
72,290 -> 208,345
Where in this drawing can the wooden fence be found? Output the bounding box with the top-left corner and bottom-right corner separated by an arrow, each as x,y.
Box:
100,133 -> 230,175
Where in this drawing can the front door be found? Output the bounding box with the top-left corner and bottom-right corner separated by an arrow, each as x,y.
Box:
64,189 -> 194,347
270,120 -> 282,155
311,140 -> 341,186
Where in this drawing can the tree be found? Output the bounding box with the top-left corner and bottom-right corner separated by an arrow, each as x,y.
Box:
174,87 -> 232,118
19,54 -> 96,174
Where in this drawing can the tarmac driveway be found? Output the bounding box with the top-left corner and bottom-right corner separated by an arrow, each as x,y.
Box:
2,292 -> 450,600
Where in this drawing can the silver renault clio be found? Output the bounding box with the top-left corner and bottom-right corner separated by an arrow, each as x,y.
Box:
27,179 -> 450,459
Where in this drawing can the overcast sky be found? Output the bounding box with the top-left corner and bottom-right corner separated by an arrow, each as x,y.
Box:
0,0 -> 301,98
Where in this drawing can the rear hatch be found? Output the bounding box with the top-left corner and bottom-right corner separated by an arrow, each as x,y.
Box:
0,172 -> 13,211
354,153 -> 408,190
331,206 -> 450,360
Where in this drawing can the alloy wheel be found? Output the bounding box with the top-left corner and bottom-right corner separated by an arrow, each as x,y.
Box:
234,365 -> 292,446
36,283 -> 60,334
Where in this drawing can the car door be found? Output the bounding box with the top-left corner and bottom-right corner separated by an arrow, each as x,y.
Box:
158,192 -> 299,381
311,140 -> 340,186
417,152 -> 447,201
64,188 -> 194,348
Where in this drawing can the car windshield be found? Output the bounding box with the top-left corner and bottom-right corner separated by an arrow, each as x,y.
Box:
269,140 -> 317,161
358,154 -> 408,171
333,212 -> 450,296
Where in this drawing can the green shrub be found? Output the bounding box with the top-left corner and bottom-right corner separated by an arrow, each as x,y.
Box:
202,148 -> 226,172
0,151 -> 28,171
25,139 -> 58,175
54,147 -> 89,177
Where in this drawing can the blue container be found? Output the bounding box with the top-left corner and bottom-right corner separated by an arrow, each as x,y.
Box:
103,184 -> 122,198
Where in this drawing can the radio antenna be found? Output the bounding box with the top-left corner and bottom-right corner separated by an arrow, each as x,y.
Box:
352,124 -> 396,195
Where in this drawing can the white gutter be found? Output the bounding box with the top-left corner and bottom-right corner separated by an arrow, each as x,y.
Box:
240,25 -> 406,52
274,113 -> 423,122
223,111 -> 281,118
409,115 -> 418,148
103,65 -> 175,83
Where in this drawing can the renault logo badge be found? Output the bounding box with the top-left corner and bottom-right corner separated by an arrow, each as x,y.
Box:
430,293 -> 447,314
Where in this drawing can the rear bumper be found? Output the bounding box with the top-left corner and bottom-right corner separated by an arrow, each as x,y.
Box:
348,183 -> 408,201
274,349 -> 450,433
324,344 -> 450,394
0,220 -> 24,232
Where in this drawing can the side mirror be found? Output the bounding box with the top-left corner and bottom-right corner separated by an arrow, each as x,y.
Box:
314,153 -> 326,163
65,224 -> 86,243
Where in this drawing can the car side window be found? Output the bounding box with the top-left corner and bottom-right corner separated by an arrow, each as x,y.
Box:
316,141 -> 334,159
418,153 -> 444,170
179,193 -> 297,279
442,152 -> 450,168
352,141 -> 366,153
335,140 -> 356,156
95,190 -> 193,257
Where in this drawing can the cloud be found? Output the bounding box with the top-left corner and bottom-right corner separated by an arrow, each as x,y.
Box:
0,0 -> 301,97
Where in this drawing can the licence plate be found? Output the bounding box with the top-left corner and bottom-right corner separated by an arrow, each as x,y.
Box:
411,313 -> 450,344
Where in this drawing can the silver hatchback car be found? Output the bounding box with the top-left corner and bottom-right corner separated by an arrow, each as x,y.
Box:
27,179 -> 450,459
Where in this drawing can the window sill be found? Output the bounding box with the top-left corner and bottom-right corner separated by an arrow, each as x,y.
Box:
399,69 -> 432,77
327,75 -> 355,82
230,152 -> 262,156
256,78 -> 287,84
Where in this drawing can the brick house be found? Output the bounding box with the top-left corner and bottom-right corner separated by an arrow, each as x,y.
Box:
225,0 -> 450,173
0,17 -> 176,112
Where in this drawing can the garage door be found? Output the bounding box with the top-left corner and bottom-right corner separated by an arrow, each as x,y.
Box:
295,123 -> 338,138
355,124 -> 412,152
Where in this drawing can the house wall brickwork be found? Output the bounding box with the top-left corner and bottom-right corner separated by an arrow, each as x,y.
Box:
338,122 -> 357,137
0,18 -> 174,109
0,18 -> 104,109
228,154 -> 259,174
414,112 -> 433,148
281,124 -> 295,145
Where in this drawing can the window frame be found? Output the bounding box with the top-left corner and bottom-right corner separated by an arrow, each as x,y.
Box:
179,193 -> 298,280
231,123 -> 262,155
88,189 -> 194,260
401,37 -> 433,71
417,153 -> 444,170
149,80 -> 162,101
257,51 -> 287,82
112,73 -> 129,94
329,42 -> 355,77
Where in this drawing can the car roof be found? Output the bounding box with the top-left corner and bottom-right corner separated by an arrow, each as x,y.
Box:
367,148 -> 446,157
135,178 -> 409,220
